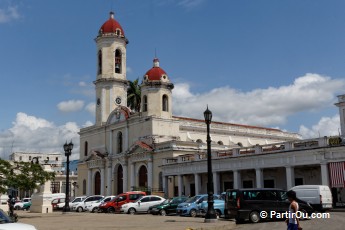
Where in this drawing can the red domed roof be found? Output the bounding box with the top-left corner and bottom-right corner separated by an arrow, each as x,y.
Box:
144,58 -> 168,81
99,12 -> 125,36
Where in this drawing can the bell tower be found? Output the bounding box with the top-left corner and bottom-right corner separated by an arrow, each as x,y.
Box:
141,58 -> 174,119
94,12 -> 128,126
335,94 -> 345,136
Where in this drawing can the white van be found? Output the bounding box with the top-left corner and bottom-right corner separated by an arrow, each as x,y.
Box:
291,185 -> 333,212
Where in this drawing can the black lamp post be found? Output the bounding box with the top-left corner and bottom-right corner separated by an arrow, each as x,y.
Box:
63,141 -> 73,212
204,106 -> 217,222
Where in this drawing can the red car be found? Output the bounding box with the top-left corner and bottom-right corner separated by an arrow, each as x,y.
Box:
99,191 -> 146,213
51,198 -> 65,210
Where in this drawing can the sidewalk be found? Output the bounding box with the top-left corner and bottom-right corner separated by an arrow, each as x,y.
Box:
17,211 -> 236,230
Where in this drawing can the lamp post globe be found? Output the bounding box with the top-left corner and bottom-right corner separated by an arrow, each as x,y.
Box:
63,141 -> 73,212
204,106 -> 217,222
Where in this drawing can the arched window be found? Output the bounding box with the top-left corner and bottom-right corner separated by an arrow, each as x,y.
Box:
218,141 -> 224,145
19,156 -> 22,161
82,179 -> 86,195
196,139 -> 203,143
115,49 -> 122,74
162,95 -> 168,112
117,131 -> 123,154
158,172 -> 163,191
84,141 -> 88,156
238,142 -> 243,147
143,95 -> 148,112
98,50 -> 102,75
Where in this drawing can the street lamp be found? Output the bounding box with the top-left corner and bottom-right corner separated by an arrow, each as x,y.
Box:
204,106 -> 217,222
63,141 -> 73,212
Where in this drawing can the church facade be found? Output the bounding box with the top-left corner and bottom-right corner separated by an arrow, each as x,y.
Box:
77,12 -> 302,197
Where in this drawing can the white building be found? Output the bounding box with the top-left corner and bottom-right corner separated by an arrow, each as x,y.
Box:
77,12 -> 304,198
9,152 -> 78,198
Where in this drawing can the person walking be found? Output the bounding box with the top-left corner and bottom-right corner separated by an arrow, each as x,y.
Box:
7,195 -> 16,217
285,190 -> 302,230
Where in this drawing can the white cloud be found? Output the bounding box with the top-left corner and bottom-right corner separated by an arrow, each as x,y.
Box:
0,113 -> 80,160
126,66 -> 133,73
178,0 -> 205,8
85,102 -> 96,116
78,81 -> 87,87
57,100 -> 84,113
299,115 -> 340,139
172,73 -> 345,127
0,6 -> 20,23
82,121 -> 94,128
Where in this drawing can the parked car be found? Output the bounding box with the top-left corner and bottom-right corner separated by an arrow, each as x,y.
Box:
56,196 -> 86,210
99,191 -> 146,213
149,196 -> 188,216
72,195 -> 104,212
86,196 -> 116,213
22,201 -> 32,211
0,208 -> 37,230
51,198 -> 65,210
176,194 -> 221,217
121,195 -> 165,214
14,198 -> 31,210
198,198 -> 224,218
225,188 -> 314,223
291,185 -> 333,212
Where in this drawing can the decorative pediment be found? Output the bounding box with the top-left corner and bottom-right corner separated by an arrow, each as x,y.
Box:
107,106 -> 131,125
85,150 -> 107,161
126,141 -> 153,155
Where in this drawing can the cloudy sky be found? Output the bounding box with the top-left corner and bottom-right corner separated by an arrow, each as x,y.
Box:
1,0 -> 345,160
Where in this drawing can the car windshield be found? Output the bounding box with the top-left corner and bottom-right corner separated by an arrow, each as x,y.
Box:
0,209 -> 12,223
161,198 -> 172,205
185,196 -> 200,203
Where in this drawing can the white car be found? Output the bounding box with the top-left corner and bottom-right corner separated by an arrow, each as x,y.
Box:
0,209 -> 37,230
56,196 -> 86,210
121,195 -> 165,214
72,195 -> 104,212
14,198 -> 31,210
86,196 -> 116,213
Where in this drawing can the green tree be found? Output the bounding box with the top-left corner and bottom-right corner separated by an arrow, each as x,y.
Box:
127,78 -> 141,112
0,159 -> 55,194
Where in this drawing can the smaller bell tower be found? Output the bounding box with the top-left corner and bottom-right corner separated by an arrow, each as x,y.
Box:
141,58 -> 174,119
94,12 -> 129,126
335,94 -> 345,136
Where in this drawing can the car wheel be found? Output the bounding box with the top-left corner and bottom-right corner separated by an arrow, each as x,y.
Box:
190,209 -> 197,217
249,211 -> 260,223
299,209 -> 308,220
77,207 -> 83,212
160,209 -> 167,216
107,207 -> 115,213
15,206 -> 20,210
91,207 -> 98,213
128,208 -> 136,215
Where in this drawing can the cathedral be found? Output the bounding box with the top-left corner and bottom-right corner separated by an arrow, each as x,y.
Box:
76,12 -> 303,197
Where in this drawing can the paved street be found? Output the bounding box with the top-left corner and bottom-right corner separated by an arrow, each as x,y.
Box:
233,211 -> 345,230
15,210 -> 345,230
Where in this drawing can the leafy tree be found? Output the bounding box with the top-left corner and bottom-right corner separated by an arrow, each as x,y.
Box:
127,78 -> 141,112
0,158 -> 55,194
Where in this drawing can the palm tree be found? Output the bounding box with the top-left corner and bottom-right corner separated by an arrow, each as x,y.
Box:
127,78 -> 141,112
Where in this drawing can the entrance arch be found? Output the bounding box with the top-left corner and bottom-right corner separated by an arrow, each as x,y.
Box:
117,165 -> 123,194
138,165 -> 148,187
94,171 -> 101,195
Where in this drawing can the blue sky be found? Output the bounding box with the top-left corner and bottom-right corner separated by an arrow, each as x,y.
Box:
1,0 -> 345,158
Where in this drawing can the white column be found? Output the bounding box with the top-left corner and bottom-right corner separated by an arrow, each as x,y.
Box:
163,175 -> 169,198
130,163 -> 135,190
148,160 -> 153,191
213,172 -> 220,194
255,168 -> 263,188
100,168 -> 105,195
194,173 -> 201,195
178,175 -> 183,196
286,166 -> 295,190
87,169 -> 92,195
233,170 -> 241,189
320,163 -> 330,186
106,166 -> 112,195
123,164 -> 128,192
